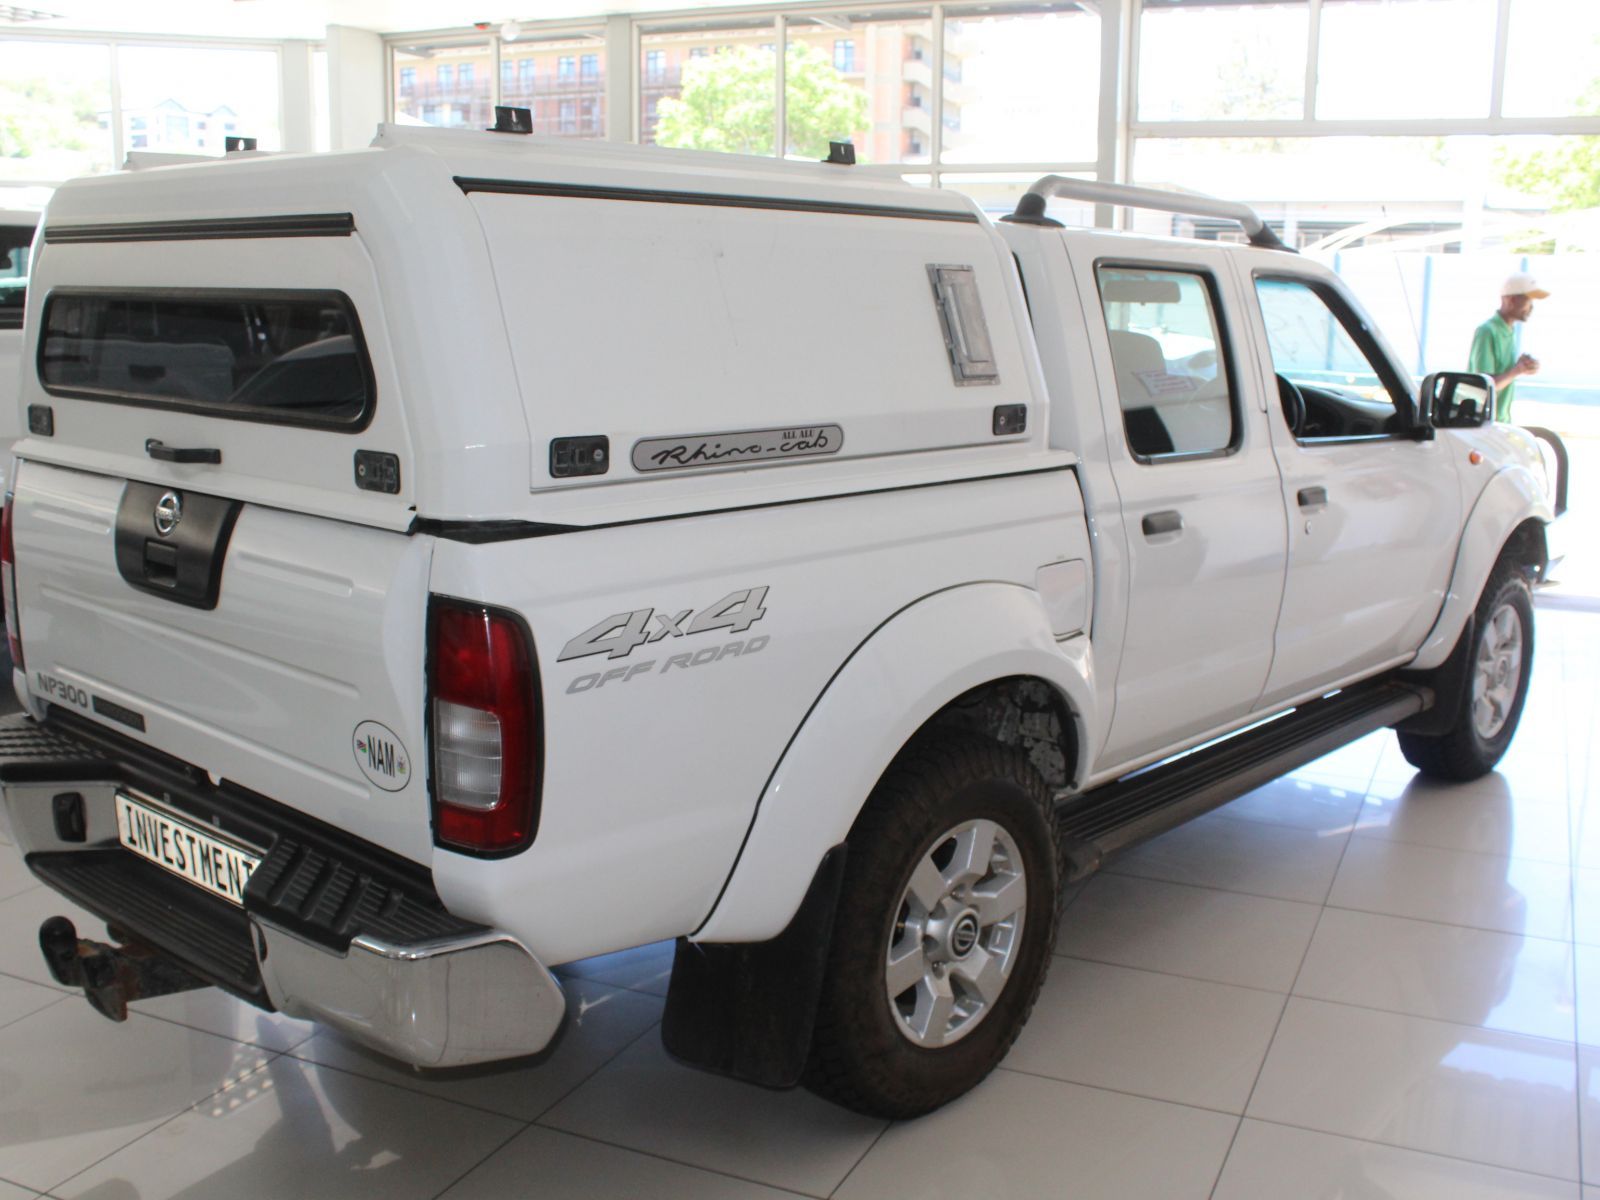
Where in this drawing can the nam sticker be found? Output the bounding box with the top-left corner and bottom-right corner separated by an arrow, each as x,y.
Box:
353,721 -> 410,792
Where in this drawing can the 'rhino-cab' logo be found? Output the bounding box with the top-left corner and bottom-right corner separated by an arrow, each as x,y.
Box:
153,491 -> 183,537
353,721 -> 410,792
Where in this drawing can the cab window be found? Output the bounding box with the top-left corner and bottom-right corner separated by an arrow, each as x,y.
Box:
1254,276 -> 1410,440
1097,265 -> 1236,461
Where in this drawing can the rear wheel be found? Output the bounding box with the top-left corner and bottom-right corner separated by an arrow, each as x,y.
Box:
805,737 -> 1059,1118
1398,565 -> 1534,781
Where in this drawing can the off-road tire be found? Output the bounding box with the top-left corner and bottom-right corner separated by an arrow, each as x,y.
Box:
803,736 -> 1060,1119
1398,564 -> 1534,781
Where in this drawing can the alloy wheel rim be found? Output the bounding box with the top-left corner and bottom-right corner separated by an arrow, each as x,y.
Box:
1471,600 -> 1524,740
885,818 -> 1027,1048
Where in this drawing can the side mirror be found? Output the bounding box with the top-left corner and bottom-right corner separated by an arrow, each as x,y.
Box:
1419,371 -> 1495,430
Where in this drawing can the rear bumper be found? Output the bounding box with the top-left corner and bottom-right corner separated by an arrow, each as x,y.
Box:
0,711 -> 565,1067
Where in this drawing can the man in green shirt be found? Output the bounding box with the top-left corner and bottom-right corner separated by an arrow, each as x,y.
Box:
1468,272 -> 1548,422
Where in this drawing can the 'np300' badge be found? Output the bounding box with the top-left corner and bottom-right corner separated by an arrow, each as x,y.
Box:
353,721 -> 410,792
153,491 -> 182,537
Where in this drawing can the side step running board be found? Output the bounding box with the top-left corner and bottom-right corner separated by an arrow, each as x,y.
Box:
1055,681 -> 1429,881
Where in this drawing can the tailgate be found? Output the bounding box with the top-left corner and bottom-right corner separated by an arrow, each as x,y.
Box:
10,460 -> 434,863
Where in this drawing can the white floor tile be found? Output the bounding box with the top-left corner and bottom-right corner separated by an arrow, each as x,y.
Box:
540,1035 -> 885,1196
1213,775 -> 1366,834
0,1181 -> 40,1200
1354,784 -> 1572,865
132,987 -> 318,1054
1295,908 -> 1576,1042
1286,731 -> 1387,789
0,846 -> 34,904
0,999 -> 273,1192
0,975 -> 59,1031
1581,1046 -> 1600,1186
1576,945 -> 1600,1047
1109,813 -> 1349,904
1214,1119 -> 1578,1200
1329,838 -> 1573,940
1008,958 -> 1284,1113
555,940 -> 675,998
1570,867 -> 1600,948
1247,998 -> 1579,1180
1055,873 -> 1320,992
52,1054 -> 521,1200
291,978 -> 663,1121
442,1126 -> 803,1200
835,1070 -> 1237,1200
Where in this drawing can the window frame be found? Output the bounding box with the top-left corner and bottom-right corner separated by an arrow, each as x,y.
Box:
1251,269 -> 1419,444
35,286 -> 379,434
1094,257 -> 1244,466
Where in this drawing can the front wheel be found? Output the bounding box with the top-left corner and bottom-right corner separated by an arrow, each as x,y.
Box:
804,737 -> 1060,1119
1398,566 -> 1534,781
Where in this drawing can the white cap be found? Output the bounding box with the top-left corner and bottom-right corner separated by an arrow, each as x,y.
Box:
1502,272 -> 1550,299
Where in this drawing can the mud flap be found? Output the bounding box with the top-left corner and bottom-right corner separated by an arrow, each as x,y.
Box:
661,844 -> 847,1089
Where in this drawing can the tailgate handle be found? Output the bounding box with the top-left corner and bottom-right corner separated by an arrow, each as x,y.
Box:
145,439 -> 221,466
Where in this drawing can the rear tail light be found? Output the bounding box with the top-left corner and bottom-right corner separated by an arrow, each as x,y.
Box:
1,493 -> 21,670
428,599 -> 540,855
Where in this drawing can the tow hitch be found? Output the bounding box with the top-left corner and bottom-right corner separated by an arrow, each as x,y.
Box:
38,916 -> 206,1021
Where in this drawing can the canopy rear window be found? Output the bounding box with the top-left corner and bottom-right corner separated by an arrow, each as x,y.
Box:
38,290 -> 374,430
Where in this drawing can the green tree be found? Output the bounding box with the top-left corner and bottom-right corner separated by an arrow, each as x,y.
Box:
655,43 -> 869,159
1497,79 -> 1600,212
0,76 -> 98,162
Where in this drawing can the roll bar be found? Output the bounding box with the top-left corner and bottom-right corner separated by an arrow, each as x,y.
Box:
1004,175 -> 1294,253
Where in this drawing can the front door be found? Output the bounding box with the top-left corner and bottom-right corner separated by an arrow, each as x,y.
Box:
1243,271 -> 1461,709
1069,244 -> 1290,770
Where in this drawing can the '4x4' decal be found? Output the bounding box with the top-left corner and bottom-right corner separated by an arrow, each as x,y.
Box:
557,588 -> 768,663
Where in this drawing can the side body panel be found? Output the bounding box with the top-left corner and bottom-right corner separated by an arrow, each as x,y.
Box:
696,581 -> 1097,944
427,462 -> 1084,965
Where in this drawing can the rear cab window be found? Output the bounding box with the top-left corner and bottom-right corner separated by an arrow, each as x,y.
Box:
37,290 -> 375,430
0,224 -> 32,331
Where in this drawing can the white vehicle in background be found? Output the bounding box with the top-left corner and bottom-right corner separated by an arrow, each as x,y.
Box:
0,123 -> 1565,1119
0,208 -> 40,496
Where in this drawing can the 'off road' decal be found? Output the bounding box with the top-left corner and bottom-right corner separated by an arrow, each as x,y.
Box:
558,587 -> 769,663
353,721 -> 411,792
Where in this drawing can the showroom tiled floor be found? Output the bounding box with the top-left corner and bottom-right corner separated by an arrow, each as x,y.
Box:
0,607 -> 1596,1199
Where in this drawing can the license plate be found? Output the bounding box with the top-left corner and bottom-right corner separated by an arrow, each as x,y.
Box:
114,792 -> 262,908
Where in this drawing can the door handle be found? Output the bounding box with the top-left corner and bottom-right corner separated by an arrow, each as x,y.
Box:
1141,510 -> 1183,537
1297,486 -> 1328,508
145,439 -> 222,465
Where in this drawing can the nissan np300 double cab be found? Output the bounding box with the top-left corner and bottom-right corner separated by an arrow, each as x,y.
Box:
0,125 -> 1564,1118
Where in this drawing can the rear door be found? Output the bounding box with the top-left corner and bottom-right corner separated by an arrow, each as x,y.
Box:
9,225 -> 436,864
1064,237 -> 1289,769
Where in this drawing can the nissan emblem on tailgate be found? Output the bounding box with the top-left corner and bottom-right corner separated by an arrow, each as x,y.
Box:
153,491 -> 183,537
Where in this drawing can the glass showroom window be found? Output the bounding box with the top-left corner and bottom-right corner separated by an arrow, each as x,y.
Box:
1502,0 -> 1600,117
786,10 -> 931,164
500,35 -> 606,138
393,41 -> 492,128
1317,0 -> 1496,120
0,39 -> 113,178
941,1 -> 1100,166
640,20 -> 777,148
1138,0 -> 1308,122
119,45 -> 281,154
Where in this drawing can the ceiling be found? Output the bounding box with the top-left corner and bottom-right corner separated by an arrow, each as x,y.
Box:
0,0 -> 757,39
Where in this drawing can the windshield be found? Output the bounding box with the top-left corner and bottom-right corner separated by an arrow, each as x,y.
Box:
0,223 -> 33,331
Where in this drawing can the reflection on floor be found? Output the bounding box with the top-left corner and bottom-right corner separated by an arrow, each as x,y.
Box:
0,609 -> 1596,1199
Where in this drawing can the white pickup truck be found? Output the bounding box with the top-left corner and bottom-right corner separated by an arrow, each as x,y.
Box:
0,124 -> 1563,1119
0,207 -> 39,496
